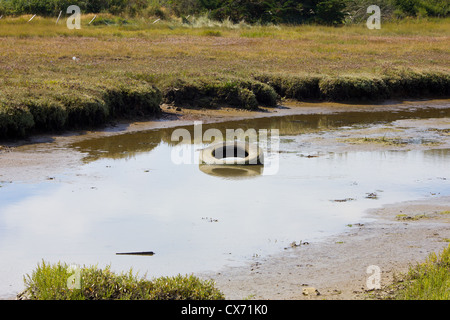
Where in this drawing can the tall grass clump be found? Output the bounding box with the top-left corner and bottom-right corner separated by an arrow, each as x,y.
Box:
183,14 -> 250,29
382,69 -> 450,97
0,81 -> 162,139
163,77 -> 278,109
21,260 -> 225,300
391,244 -> 450,300
255,73 -> 322,100
318,76 -> 390,101
255,70 -> 450,102
0,103 -> 35,138
25,97 -> 68,131
103,83 -> 162,118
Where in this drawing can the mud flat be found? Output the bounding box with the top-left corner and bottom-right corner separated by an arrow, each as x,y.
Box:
203,196 -> 450,300
0,99 -> 449,300
1,98 -> 449,182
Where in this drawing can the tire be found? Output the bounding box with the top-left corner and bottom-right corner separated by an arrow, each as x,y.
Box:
199,141 -> 264,165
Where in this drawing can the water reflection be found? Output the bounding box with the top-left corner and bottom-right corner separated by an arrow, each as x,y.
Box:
71,107 -> 450,163
423,148 -> 450,158
199,164 -> 264,179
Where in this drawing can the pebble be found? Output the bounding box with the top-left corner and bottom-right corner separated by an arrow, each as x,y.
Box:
302,287 -> 320,296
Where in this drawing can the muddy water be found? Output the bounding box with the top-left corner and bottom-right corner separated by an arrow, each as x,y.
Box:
0,105 -> 449,298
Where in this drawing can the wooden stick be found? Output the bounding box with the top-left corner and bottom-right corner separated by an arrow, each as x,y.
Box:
56,11 -> 62,25
116,251 -> 155,256
28,14 -> 36,22
89,15 -> 96,25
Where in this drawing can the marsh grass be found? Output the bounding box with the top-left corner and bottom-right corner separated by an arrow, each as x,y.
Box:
0,15 -> 449,139
163,77 -> 278,110
0,80 -> 162,138
389,244 -> 450,300
22,260 -> 225,300
257,70 -> 450,102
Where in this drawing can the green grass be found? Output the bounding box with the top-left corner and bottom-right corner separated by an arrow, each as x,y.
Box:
0,80 -> 162,138
21,261 -> 225,300
390,244 -> 450,300
163,77 -> 278,110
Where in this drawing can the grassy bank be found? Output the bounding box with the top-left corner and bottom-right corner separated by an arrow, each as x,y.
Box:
20,245 -> 450,300
20,261 -> 225,300
379,244 -> 450,300
0,15 -> 449,139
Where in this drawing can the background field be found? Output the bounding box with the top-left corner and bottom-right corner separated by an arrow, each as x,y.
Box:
0,12 -> 449,138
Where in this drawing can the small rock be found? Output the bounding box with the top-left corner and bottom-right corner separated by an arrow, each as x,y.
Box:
302,287 -> 320,296
332,289 -> 342,295
365,192 -> 378,199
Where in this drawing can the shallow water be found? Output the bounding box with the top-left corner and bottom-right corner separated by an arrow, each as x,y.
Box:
0,104 -> 449,298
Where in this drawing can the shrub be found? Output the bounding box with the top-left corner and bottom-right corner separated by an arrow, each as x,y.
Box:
393,0 -> 450,17
165,0 -> 200,17
0,0 -> 144,16
345,0 -> 397,23
21,261 -> 225,300
314,0 -> 347,25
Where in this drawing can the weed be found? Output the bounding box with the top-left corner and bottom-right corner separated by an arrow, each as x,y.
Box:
391,244 -> 450,300
21,260 -> 225,300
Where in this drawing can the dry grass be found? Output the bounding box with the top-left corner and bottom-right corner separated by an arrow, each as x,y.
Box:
0,16 -> 448,138
0,15 -> 448,79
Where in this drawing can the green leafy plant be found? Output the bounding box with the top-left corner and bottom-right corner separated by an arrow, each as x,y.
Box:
22,260 -> 225,300
391,244 -> 450,300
